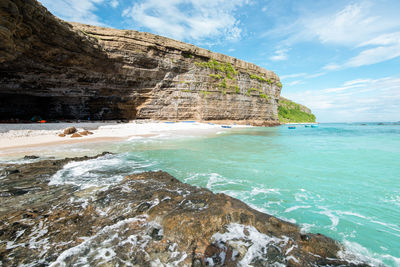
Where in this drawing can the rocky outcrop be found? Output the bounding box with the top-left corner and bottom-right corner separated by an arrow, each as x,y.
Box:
0,0 -> 281,125
0,155 -> 366,266
278,97 -> 316,123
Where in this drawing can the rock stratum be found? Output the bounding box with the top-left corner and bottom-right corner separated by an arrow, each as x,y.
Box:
0,0 -> 282,125
0,154 -> 367,266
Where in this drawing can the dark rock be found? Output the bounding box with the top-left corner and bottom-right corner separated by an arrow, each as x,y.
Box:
7,169 -> 20,174
150,228 -> 163,241
23,155 -> 39,159
63,127 -> 77,135
266,245 -> 283,263
7,188 -> 29,196
192,258 -> 203,267
301,234 -> 311,241
136,202 -> 152,212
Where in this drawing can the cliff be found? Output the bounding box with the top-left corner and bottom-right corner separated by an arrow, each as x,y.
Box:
0,0 -> 282,125
278,97 -> 316,123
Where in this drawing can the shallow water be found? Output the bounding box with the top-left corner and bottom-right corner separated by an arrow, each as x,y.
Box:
4,123 -> 400,266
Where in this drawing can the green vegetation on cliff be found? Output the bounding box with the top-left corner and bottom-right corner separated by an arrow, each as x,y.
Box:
278,97 -> 316,123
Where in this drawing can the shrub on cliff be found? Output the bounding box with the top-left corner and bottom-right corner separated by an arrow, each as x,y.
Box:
278,98 -> 316,123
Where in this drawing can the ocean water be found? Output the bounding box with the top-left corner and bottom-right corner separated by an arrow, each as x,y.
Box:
112,123 -> 400,266
5,123 -> 400,266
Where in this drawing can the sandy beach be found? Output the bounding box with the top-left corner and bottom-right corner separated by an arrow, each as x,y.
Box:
0,121 -> 249,159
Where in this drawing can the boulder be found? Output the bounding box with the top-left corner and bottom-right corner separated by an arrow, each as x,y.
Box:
63,127 -> 77,135
70,133 -> 82,138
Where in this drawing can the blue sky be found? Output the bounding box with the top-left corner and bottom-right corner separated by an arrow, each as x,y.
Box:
39,0 -> 400,122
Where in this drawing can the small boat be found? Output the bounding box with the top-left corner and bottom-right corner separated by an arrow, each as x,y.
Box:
182,121 -> 196,123
221,125 -> 232,128
305,125 -> 311,128
164,121 -> 175,124
288,126 -> 296,129
311,125 -> 319,128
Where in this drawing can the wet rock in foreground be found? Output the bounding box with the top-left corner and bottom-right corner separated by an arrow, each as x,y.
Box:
0,155 -> 368,266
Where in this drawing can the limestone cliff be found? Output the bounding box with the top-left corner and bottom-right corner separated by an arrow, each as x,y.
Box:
0,0 -> 282,125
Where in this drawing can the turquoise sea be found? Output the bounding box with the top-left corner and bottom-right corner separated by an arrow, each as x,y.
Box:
121,123 -> 400,266
6,123 -> 400,266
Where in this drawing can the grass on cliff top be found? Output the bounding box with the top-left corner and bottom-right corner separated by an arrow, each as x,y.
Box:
278,99 -> 316,123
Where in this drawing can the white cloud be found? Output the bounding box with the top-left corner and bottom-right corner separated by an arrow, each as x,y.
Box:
338,31 -> 400,68
304,2 -> 381,46
316,4 -> 400,69
323,64 -> 340,71
110,0 -> 119,8
346,44 -> 400,67
306,72 -> 325,79
39,0 -> 105,26
269,48 -> 288,61
324,32 -> 400,69
122,0 -> 247,42
286,80 -> 302,86
280,73 -> 307,80
359,31 -> 400,47
283,76 -> 400,122
281,2 -> 400,47
343,79 -> 372,86
266,1 -> 400,70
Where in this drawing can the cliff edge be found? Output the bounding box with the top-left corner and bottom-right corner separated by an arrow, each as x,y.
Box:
0,0 -> 282,125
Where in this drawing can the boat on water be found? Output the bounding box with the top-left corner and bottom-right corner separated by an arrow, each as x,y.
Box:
311,125 -> 319,128
288,126 -> 296,129
221,125 -> 232,128
305,125 -> 311,127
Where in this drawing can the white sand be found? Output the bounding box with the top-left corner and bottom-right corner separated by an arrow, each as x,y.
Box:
0,121 -> 249,158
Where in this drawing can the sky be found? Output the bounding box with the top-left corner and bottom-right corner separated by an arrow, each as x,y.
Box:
39,0 -> 400,122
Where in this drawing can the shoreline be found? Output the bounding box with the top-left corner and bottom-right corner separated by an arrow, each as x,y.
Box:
0,121 -> 251,158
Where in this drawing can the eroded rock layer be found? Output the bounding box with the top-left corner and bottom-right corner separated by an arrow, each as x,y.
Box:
0,154 -> 365,266
0,0 -> 281,125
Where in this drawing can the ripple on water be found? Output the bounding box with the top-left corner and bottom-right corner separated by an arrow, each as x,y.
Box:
338,240 -> 400,267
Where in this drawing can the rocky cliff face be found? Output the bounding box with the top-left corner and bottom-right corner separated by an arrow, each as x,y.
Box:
0,0 -> 281,125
